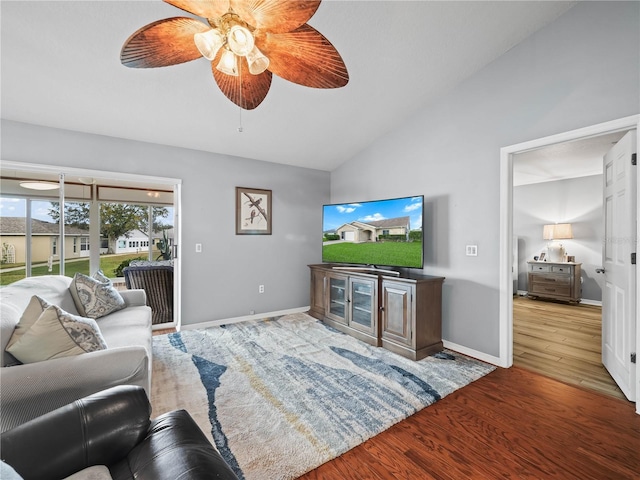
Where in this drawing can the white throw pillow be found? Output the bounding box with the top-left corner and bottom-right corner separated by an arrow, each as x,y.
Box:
69,271 -> 125,319
6,295 -> 50,351
6,305 -> 107,364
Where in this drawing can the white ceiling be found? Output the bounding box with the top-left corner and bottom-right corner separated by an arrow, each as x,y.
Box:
1,1 -> 579,173
513,131 -> 628,187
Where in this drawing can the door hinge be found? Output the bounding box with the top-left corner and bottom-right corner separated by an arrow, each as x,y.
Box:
632,353 -> 636,364
632,253 -> 637,265
632,153 -> 637,166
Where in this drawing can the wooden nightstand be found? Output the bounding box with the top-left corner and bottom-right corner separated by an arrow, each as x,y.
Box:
527,261 -> 582,303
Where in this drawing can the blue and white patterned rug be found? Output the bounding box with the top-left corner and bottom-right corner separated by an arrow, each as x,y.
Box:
151,312 -> 495,480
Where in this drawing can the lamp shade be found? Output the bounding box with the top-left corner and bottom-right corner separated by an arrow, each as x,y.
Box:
217,50 -> 238,76
543,223 -> 573,240
194,29 -> 224,61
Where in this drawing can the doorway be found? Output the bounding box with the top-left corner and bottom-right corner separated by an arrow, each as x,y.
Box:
510,133 -> 628,399
499,115 -> 640,413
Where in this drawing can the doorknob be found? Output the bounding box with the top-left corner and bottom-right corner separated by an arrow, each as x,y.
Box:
596,268 -> 605,274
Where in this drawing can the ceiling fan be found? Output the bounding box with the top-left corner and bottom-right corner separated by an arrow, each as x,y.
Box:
121,0 -> 349,110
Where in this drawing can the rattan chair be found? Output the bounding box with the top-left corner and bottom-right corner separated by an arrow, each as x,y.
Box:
123,265 -> 173,325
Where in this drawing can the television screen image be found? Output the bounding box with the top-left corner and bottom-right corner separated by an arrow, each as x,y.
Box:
322,196 -> 424,269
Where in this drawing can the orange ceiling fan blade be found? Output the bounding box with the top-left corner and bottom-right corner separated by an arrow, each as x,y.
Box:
212,57 -> 273,110
163,0 -> 230,20
256,25 -> 348,89
121,17 -> 211,68
230,0 -> 321,33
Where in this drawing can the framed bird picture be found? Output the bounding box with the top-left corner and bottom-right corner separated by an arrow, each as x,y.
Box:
236,187 -> 272,235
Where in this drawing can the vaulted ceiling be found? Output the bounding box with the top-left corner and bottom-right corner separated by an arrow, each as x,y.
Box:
2,1 -> 576,172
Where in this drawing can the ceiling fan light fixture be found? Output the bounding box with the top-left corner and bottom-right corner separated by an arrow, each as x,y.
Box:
247,46 -> 269,75
120,0 -> 349,110
227,25 -> 254,57
217,49 -> 239,76
194,29 -> 224,61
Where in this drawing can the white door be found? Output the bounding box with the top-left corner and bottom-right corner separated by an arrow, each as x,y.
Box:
602,130 -> 637,401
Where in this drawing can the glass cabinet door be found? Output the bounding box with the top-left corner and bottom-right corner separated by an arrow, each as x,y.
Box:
327,274 -> 347,324
349,277 -> 376,334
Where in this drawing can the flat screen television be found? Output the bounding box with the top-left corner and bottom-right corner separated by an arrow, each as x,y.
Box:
322,195 -> 424,270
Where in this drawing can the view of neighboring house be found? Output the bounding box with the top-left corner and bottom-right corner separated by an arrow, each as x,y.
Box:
335,216 -> 411,243
113,228 -> 173,254
0,218 -> 90,264
0,218 -> 174,263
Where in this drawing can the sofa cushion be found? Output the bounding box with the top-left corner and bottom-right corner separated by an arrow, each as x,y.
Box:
0,460 -> 22,480
97,307 -> 152,359
7,305 -> 107,364
70,272 -> 125,319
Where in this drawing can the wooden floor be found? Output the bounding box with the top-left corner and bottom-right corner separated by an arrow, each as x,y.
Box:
299,366 -> 639,479
513,295 -> 626,401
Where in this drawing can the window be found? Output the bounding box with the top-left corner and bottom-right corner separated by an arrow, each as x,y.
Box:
52,237 -> 57,255
80,237 -> 90,251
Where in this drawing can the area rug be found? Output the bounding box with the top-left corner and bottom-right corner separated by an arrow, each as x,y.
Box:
151,312 -> 495,480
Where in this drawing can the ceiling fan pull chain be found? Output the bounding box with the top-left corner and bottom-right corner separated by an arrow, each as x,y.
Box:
238,59 -> 244,133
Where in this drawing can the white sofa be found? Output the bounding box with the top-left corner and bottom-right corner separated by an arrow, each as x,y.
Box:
0,275 -> 152,433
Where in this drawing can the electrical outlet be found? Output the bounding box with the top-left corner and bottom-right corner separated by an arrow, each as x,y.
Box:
195,243 -> 202,253
466,245 -> 478,256
259,285 -> 265,294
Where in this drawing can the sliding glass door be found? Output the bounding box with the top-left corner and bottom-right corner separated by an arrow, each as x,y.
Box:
1,163 -> 181,330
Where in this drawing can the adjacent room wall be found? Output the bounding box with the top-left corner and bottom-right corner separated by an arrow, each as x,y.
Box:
331,1 -> 639,358
513,175 -> 604,302
0,120 -> 330,326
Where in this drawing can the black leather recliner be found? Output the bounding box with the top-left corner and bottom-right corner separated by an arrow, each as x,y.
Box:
0,385 -> 239,480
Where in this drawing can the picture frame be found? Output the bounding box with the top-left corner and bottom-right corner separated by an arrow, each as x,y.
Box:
538,252 -> 546,261
236,187 -> 272,235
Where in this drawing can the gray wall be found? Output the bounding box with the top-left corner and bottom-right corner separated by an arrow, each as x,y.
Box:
1,2 -> 638,358
0,120 -> 330,326
331,2 -> 639,357
513,175 -> 604,302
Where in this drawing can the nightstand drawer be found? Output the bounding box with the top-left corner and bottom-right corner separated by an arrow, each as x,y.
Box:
529,264 -> 551,273
532,274 -> 571,286
530,284 -> 571,297
551,265 -> 573,274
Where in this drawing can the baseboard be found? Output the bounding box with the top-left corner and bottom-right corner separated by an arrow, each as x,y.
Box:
517,291 -> 602,307
579,299 -> 602,306
443,340 -> 503,367
180,306 -> 310,331
152,321 -> 177,331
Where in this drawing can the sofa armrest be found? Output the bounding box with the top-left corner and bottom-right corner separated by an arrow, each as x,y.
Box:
0,346 -> 149,433
1,386 -> 150,480
110,410 -> 239,480
119,289 -> 147,307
